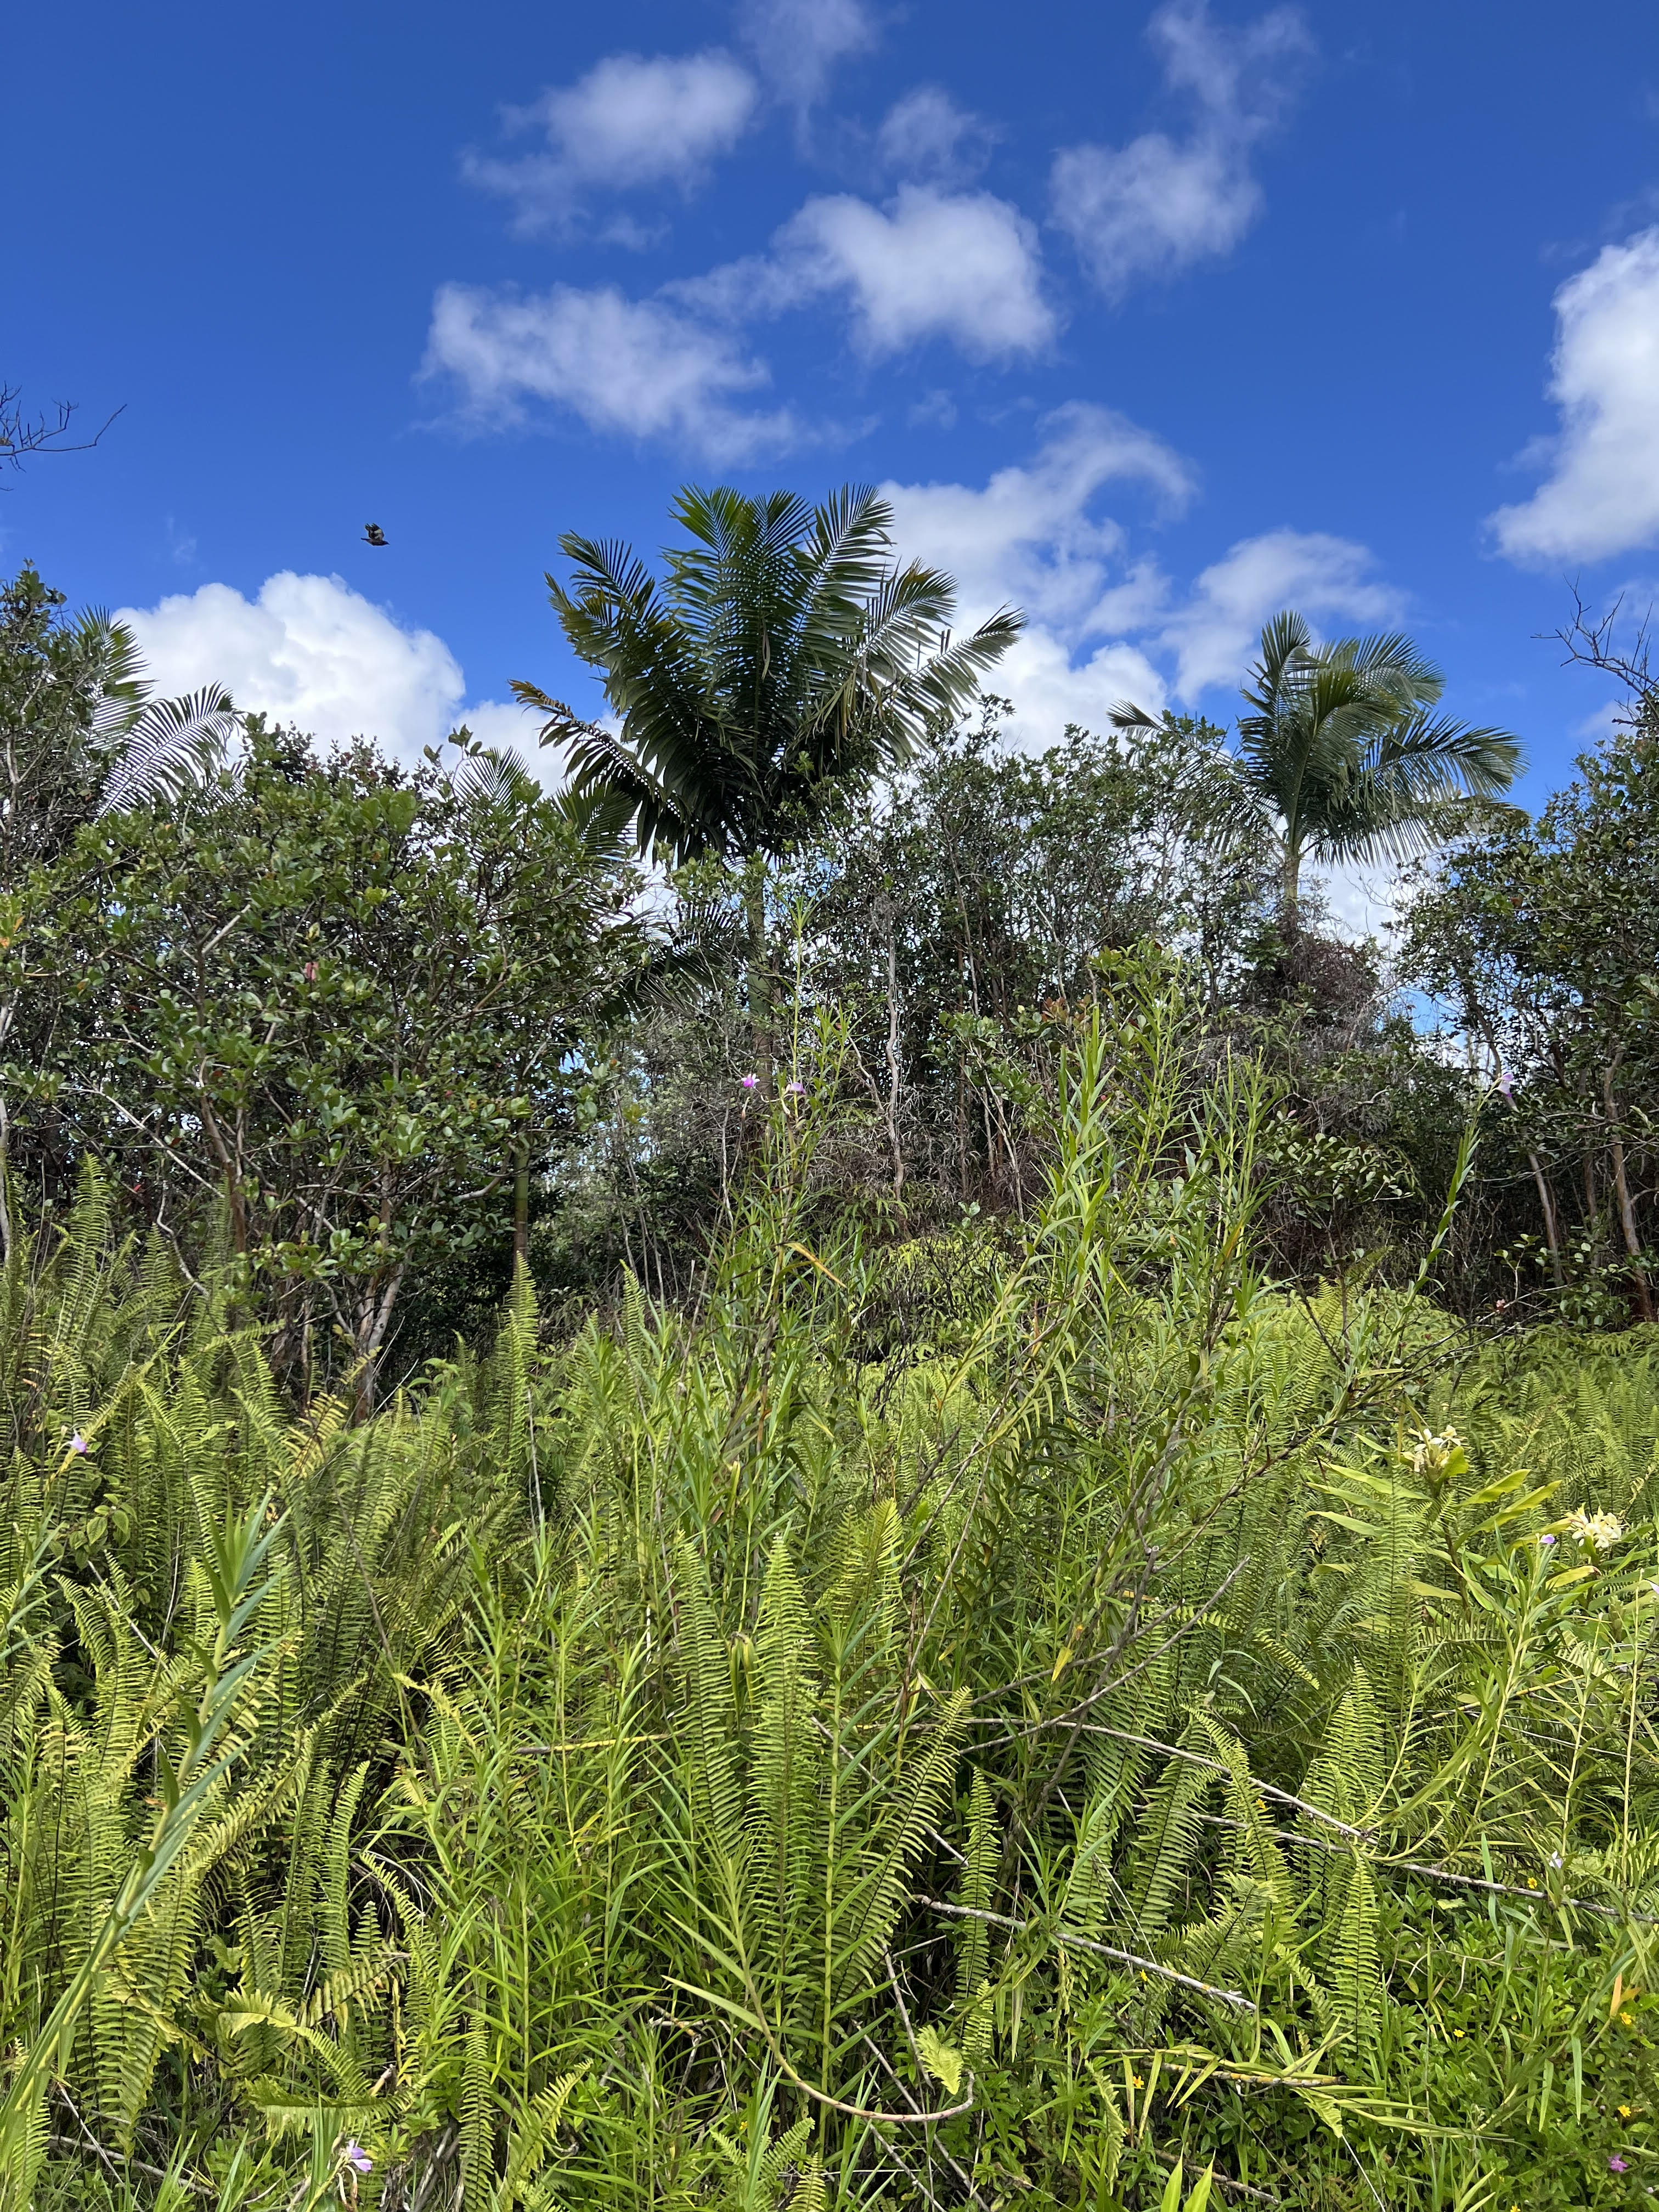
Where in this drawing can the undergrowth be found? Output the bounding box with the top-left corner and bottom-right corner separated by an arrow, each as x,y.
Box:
2,983 -> 1655,2209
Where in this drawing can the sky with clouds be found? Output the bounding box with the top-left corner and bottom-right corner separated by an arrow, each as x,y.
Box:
7,0 -> 1659,929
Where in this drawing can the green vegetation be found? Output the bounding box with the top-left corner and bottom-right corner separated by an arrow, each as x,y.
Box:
1,495 -> 1656,2208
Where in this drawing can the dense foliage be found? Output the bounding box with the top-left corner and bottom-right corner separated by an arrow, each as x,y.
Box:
2,518 -> 1656,2210
3,1003 -> 1656,2209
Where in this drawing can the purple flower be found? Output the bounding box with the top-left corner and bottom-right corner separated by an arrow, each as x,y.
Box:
785,1081 -> 805,1096
342,2143 -> 373,2175
68,1432 -> 88,1455
1497,1067 -> 1514,1099
1610,2156 -> 1628,2174
739,1074 -> 759,1090
1539,1532 -> 1556,1546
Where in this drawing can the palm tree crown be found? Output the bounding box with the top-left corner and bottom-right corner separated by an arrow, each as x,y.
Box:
513,483 -> 1022,866
1115,611 -> 1521,926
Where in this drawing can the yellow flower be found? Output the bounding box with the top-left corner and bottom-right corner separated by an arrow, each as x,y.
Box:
1621,2009 -> 1634,2027
1618,2105 -> 1633,2118
1453,2029 -> 1465,2039
1133,2074 -> 1144,2087
1527,1878 -> 1537,1889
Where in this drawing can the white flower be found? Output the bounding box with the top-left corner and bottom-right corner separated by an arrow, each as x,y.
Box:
1563,1508 -> 1624,1553
1410,1427 -> 1463,1479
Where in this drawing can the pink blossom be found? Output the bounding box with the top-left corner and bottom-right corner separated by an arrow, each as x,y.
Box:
740,1074 -> 759,1090
785,1081 -> 805,1096
1610,2156 -> 1628,2174
304,960 -> 318,982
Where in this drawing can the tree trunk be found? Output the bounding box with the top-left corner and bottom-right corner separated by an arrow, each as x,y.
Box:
1525,1152 -> 1563,1288
743,866 -> 770,1088
513,1141 -> 530,1271
1280,838 -> 1302,933
881,906 -> 904,1201
1603,1070 -> 1653,1322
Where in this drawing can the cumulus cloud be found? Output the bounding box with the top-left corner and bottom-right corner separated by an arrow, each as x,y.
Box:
876,407 -> 1200,744
682,185 -> 1054,361
465,51 -> 758,234
1051,0 -> 1310,299
876,415 -> 1402,749
421,281 -> 796,462
112,573 -> 498,769
1488,227 -> 1659,565
1157,528 -> 1402,698
737,0 -> 875,109
882,402 -> 1194,634
877,87 -> 996,185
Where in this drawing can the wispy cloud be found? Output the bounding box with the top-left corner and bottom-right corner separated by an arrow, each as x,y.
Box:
883,403 -> 1193,634
876,87 -> 997,187
1158,528 -> 1402,698
1489,226 -> 1659,565
1050,0 -> 1310,300
464,50 -> 759,236
737,0 -> 876,111
421,282 -> 797,464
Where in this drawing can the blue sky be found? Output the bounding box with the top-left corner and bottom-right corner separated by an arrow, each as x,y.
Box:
8,0 -> 1659,913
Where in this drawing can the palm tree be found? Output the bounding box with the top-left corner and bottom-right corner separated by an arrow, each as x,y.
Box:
1114,611 -> 1521,929
514,484 -> 1022,1056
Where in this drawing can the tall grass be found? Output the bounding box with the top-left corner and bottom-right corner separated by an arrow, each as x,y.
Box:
3,977 -> 1655,2207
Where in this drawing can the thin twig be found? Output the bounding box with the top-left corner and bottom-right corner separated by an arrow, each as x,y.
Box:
917,1895 -> 1254,2011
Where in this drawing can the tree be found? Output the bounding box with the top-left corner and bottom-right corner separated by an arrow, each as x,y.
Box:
778,706 -> 1274,1204
1404,712 -> 1659,1321
0,565 -> 238,1261
1115,611 -> 1521,928
514,484 -> 1021,1059
0,564 -> 236,887
3,722 -> 639,1398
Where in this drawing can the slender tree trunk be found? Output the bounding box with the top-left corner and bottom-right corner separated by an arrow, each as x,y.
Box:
513,1141 -> 530,1271
881,906 -> 904,1201
1603,1069 -> 1653,1322
743,865 -> 771,1088
1525,1152 -> 1564,1287
1280,837 -> 1302,934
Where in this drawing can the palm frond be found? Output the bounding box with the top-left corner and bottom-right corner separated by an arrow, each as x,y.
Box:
97,685 -> 240,816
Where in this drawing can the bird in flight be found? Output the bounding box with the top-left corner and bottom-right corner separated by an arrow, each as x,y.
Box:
362,523 -> 388,547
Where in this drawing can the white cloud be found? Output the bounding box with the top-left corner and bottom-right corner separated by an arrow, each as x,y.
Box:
877,87 -> 995,185
465,51 -> 758,234
421,281 -> 795,462
996,631 -> 1170,747
683,185 -> 1053,360
1489,227 -> 1659,565
882,402 -> 1193,633
114,572 -> 503,769
738,0 -> 874,108
1158,529 -> 1402,698
879,406 -> 1196,745
1051,0 -> 1309,299
785,187 -> 1052,357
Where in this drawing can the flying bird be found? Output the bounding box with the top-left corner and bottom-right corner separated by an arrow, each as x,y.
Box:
362,523 -> 388,547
